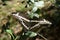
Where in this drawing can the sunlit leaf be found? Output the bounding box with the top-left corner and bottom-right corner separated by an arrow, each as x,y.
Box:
31,0 -> 34,3
28,13 -> 34,18
6,29 -> 12,35
28,13 -> 39,18
6,29 -> 14,39
34,13 -> 39,18
25,31 -> 37,37
34,1 -> 44,9
32,7 -> 38,12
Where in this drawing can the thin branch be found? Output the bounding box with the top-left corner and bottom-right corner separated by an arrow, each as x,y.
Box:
39,19 -> 52,24
30,19 -> 52,29
12,13 -> 52,24
12,13 -> 29,30
12,13 -> 52,30
30,22 -> 40,30
12,13 -> 30,22
37,33 -> 48,40
30,20 -> 42,22
19,18 -> 29,30
21,21 -> 29,30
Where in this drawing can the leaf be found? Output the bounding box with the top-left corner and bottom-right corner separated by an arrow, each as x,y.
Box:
31,0 -> 34,3
32,7 -> 38,12
25,31 -> 37,37
28,12 -> 39,18
6,29 -> 13,35
28,13 -> 34,19
6,29 -> 14,39
34,13 -> 39,18
34,1 -> 44,8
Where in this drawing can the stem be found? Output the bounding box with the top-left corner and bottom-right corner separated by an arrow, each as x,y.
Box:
30,22 -> 40,30
37,33 -> 48,40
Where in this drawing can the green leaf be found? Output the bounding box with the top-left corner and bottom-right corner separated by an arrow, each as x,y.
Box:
28,13 -> 34,19
25,31 -> 37,37
34,13 -> 39,18
29,32 -> 37,37
6,29 -> 12,35
31,0 -> 34,3
34,1 -> 44,8
28,13 -> 39,18
6,29 -> 14,39
32,7 -> 38,12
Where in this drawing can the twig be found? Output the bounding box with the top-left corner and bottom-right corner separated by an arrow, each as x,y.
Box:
39,19 -> 52,24
30,20 -> 42,22
12,13 -> 30,22
12,13 -> 29,30
30,22 -> 40,29
12,13 -> 52,24
19,18 -> 29,30
12,13 -> 42,22
12,13 -> 52,30
21,21 -> 29,30
30,19 -> 52,29
37,33 -> 48,40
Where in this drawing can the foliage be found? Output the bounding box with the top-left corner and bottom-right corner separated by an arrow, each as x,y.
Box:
25,31 -> 37,37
